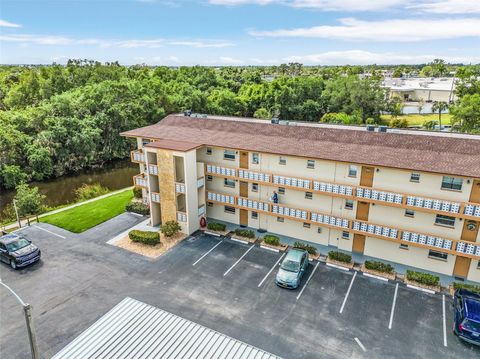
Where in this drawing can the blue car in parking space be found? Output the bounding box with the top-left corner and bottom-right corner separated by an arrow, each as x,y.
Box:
453,288 -> 480,346
275,248 -> 309,289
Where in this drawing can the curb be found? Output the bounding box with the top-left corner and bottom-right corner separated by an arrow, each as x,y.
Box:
260,244 -> 280,253
406,284 -> 436,294
363,272 -> 389,282
326,262 -> 350,271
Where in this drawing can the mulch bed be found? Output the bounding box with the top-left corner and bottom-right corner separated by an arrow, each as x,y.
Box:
361,264 -> 396,281
326,257 -> 354,269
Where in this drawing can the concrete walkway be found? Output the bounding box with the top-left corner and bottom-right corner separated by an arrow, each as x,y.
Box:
2,186 -> 133,231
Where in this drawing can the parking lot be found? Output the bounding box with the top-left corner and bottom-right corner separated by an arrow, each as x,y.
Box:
1,216 -> 479,358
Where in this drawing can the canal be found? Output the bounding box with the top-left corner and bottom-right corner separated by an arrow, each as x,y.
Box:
0,160 -> 139,219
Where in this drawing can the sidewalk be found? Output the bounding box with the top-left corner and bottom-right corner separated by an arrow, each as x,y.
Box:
2,187 -> 133,231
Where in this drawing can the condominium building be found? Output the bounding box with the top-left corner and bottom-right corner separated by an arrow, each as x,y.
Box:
121,114 -> 480,283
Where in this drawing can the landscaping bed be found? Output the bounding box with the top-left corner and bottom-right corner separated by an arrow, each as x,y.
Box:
260,234 -> 288,252
204,222 -> 229,237
326,251 -> 354,270
230,229 -> 258,244
449,282 -> 480,296
293,241 -> 320,261
115,231 -> 186,258
405,270 -> 441,293
361,262 -> 396,281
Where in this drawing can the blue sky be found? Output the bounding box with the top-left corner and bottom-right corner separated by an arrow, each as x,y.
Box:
1,0 -> 479,65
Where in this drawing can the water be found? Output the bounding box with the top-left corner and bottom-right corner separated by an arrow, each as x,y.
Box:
0,160 -> 139,218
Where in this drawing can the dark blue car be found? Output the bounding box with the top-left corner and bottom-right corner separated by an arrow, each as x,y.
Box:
453,288 -> 480,346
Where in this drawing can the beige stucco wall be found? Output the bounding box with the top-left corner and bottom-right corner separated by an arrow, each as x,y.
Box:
197,146 -> 240,168
157,150 -> 177,224
467,260 -> 480,282
184,149 -> 200,234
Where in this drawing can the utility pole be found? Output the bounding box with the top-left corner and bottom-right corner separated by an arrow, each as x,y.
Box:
13,199 -> 21,228
0,278 -> 39,359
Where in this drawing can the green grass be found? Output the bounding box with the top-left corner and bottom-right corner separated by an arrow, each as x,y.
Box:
40,190 -> 133,233
380,113 -> 452,126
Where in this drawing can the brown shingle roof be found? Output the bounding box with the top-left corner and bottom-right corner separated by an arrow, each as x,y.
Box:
145,139 -> 202,152
121,114 -> 480,178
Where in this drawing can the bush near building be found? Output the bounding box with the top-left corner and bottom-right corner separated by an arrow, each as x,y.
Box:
207,222 -> 226,231
133,186 -> 143,199
263,234 -> 280,246
453,282 -> 480,294
234,228 -> 255,238
294,241 -> 318,255
364,260 -> 394,274
328,251 -> 352,263
406,270 -> 440,287
160,220 -> 181,237
125,201 -> 150,215
128,230 -> 160,245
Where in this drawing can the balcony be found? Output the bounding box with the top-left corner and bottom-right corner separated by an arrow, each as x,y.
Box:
131,150 -> 145,163
198,205 -> 206,216
148,164 -> 158,175
176,211 -> 187,222
175,182 -> 186,194
151,192 -> 160,203
133,174 -> 147,188
197,177 -> 205,188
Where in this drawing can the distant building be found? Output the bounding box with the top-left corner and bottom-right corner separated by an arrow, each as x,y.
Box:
383,77 -> 457,103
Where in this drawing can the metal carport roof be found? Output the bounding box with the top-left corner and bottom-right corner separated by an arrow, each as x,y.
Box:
52,297 -> 282,359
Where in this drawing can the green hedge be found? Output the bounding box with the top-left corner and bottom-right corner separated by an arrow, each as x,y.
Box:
364,260 -> 394,274
160,220 -> 181,237
453,282 -> 480,294
207,222 -> 226,231
128,230 -> 160,245
125,201 -> 150,215
328,251 -> 352,263
294,241 -> 318,255
133,186 -> 143,199
263,234 -> 280,246
406,270 -> 439,287
234,229 -> 255,238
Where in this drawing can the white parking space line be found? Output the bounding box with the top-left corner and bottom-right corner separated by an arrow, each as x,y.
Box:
192,240 -> 224,266
258,253 -> 286,288
296,262 -> 320,301
354,337 -> 366,352
388,283 -> 399,330
33,225 -> 66,239
223,245 -> 255,277
442,294 -> 448,347
339,271 -> 357,314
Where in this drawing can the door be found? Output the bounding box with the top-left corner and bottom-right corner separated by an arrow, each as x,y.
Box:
352,234 -> 366,254
240,151 -> 249,169
453,256 -> 471,278
239,209 -> 248,227
360,166 -> 375,187
356,201 -> 370,221
0,243 -> 8,263
239,181 -> 248,198
461,220 -> 479,243
470,180 -> 480,203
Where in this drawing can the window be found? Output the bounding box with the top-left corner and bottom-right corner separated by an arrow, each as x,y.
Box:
224,206 -> 236,214
278,187 -> 285,195
348,165 -> 358,177
305,192 -> 313,200
224,178 -> 235,188
428,250 -> 448,261
252,183 -> 259,192
207,202 -> 213,207
279,156 -> 286,165
435,214 -> 455,227
399,244 -> 409,250
252,153 -> 259,164
206,147 -> 212,155
251,211 -> 258,219
342,231 -> 350,239
142,138 -> 151,147
307,160 -> 315,169
410,173 -> 420,182
477,261 -> 480,269
345,200 -> 354,210
207,175 -> 213,181
303,223 -> 311,228
277,217 -> 284,223
405,209 -> 415,217
317,227 -> 322,234
224,150 -> 236,161
441,176 -> 463,191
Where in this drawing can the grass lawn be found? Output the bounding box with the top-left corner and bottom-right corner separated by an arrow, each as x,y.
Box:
380,113 -> 452,126
40,190 -> 134,233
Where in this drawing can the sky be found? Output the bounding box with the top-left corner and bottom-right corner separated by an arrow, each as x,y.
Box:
1,0 -> 480,65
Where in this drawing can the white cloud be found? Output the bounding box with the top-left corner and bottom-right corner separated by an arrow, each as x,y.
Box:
409,0 -> 480,14
0,19 -> 22,28
0,34 -> 72,45
219,56 -> 243,64
250,18 -> 480,41
167,40 -> 234,48
283,50 -> 480,65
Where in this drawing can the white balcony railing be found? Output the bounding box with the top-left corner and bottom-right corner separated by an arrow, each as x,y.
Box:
148,164 -> 158,175
151,192 -> 160,203
177,211 -> 187,222
131,150 -> 145,163
198,205 -> 205,216
175,182 -> 186,194
197,177 -> 205,188
134,175 -> 147,187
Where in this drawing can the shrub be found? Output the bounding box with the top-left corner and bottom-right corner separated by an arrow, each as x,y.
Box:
263,234 -> 280,246
125,201 -> 150,215
294,241 -> 318,255
389,118 -> 409,128
133,186 -> 143,198
406,270 -> 439,287
207,222 -> 226,231
128,230 -> 160,245
75,183 -> 110,201
328,251 -> 352,263
364,260 -> 394,274
453,282 -> 480,294
160,220 -> 181,237
234,228 -> 255,238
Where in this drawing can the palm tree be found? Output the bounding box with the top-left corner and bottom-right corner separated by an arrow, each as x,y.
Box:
431,101 -> 448,131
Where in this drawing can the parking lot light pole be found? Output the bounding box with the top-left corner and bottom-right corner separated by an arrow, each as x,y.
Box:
0,278 -> 39,359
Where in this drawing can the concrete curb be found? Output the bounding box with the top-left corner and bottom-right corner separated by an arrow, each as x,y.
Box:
363,272 -> 389,282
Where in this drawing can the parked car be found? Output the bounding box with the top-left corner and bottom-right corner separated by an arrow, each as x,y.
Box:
0,233 -> 41,269
275,248 -> 309,289
453,288 -> 480,346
